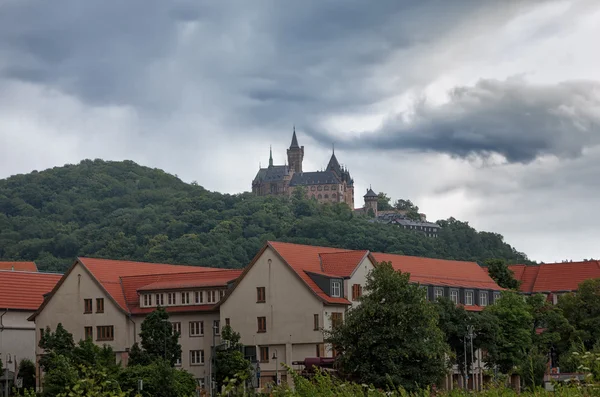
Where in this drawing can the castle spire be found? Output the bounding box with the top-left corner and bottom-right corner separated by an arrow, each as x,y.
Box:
290,125 -> 299,149
269,145 -> 273,167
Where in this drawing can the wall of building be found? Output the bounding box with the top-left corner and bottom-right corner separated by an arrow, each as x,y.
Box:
0,310 -> 36,365
345,257 -> 375,309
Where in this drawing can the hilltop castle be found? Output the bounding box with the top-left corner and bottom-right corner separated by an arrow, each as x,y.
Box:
252,128 -> 356,207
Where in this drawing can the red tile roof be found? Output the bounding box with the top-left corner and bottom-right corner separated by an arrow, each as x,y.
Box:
122,269 -> 242,314
269,242 -> 358,305
0,261 -> 38,272
0,271 -> 62,310
78,257 -> 224,312
371,253 -> 501,290
320,251 -> 369,277
509,261 -> 600,293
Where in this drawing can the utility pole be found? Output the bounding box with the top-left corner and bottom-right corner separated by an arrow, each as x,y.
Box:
468,325 -> 475,391
463,336 -> 468,390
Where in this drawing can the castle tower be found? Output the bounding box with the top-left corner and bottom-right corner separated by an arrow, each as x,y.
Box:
287,126 -> 304,173
364,186 -> 378,217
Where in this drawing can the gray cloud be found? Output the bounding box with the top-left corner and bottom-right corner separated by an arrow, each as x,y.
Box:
324,78 -> 600,163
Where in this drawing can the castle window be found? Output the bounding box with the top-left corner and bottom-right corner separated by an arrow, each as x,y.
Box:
332,193 -> 336,198
317,186 -> 323,191
324,194 -> 328,198
324,185 -> 329,190
311,186 -> 316,191
317,194 -> 322,199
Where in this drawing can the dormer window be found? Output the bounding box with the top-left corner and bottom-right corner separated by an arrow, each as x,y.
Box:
331,280 -> 341,298
155,293 -> 164,306
181,292 -> 190,305
143,294 -> 152,307
167,292 -> 176,305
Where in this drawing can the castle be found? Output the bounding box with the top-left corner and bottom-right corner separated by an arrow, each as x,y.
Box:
252,128 -> 356,207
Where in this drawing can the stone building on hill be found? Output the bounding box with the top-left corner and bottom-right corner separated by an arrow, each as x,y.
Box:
252,128 -> 355,207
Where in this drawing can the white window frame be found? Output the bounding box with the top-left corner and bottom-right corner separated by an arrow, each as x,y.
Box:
493,292 -> 501,303
155,293 -> 164,306
207,291 -> 216,303
168,292 -> 176,305
331,280 -> 341,298
434,287 -> 444,299
195,291 -> 203,304
143,294 -> 151,307
450,289 -> 459,304
214,320 -> 220,335
465,290 -> 474,306
172,322 -> 181,337
190,350 -> 205,365
190,321 -> 204,337
480,291 -> 488,307
181,292 -> 190,305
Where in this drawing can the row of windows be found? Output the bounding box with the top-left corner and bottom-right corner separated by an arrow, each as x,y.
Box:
431,287 -> 500,307
310,185 -> 341,192
403,225 -> 437,232
172,320 -> 221,337
173,350 -> 205,366
84,298 -> 104,314
258,344 -> 326,363
256,312 -> 342,335
141,290 -> 225,308
81,325 -> 114,341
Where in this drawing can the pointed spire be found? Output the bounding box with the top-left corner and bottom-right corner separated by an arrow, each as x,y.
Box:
290,125 -> 299,149
269,145 -> 273,167
332,142 -> 335,154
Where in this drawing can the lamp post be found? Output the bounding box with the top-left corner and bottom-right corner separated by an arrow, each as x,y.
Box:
272,349 -> 279,386
4,353 -> 12,397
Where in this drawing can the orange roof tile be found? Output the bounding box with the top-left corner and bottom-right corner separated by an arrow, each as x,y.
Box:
269,242 -> 356,305
320,251 -> 369,277
371,253 -> 501,290
78,257 -> 224,312
0,261 -> 38,272
0,270 -> 62,310
464,305 -> 485,312
509,261 -> 600,293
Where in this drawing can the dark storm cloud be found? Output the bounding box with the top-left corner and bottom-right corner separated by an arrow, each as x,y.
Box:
322,78 -> 600,163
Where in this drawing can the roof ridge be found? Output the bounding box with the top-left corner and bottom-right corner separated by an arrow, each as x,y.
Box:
78,257 -> 219,268
320,250 -> 366,256
0,269 -> 62,275
375,252 -> 479,265
118,268 -> 231,279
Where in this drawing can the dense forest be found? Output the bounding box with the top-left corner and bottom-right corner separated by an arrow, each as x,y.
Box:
0,159 -> 530,272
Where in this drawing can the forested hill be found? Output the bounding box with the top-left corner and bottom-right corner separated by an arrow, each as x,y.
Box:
0,159 -> 530,272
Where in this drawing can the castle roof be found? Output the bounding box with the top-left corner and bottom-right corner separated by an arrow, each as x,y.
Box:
289,171 -> 341,186
290,128 -> 299,148
364,188 -> 378,198
326,152 -> 341,174
253,165 -> 289,183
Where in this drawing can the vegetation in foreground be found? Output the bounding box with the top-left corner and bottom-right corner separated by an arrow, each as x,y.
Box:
0,159 -> 529,272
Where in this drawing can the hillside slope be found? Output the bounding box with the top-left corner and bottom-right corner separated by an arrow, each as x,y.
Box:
0,159 -> 530,272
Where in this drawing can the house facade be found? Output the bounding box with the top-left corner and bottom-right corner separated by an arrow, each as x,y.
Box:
0,266 -> 61,395
28,257 -> 241,392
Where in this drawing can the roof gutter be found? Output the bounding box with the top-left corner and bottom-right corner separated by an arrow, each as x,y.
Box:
0,309 -> 7,333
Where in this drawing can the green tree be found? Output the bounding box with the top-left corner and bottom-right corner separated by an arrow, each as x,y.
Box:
127,342 -> 152,367
215,325 -> 252,390
120,359 -> 195,397
138,307 -> 181,366
377,192 -> 393,211
395,199 -> 419,212
558,278 -> 600,350
485,259 -> 520,290
39,323 -> 76,371
484,292 -> 533,374
326,262 -> 449,391
18,359 -> 36,391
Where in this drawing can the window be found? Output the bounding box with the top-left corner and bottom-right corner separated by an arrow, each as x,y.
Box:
317,186 -> 323,191
434,287 -> 444,299
181,292 -> 190,305
84,326 -> 93,340
167,293 -> 176,305
143,294 -> 152,307
257,287 -> 266,303
324,194 -> 329,199
172,322 -> 181,337
450,289 -> 459,304
84,299 -> 92,314
317,194 -> 322,199
480,291 -> 488,307
351,284 -> 362,301
260,346 -> 269,362
332,193 -> 337,198
195,291 -> 203,304
225,318 -> 230,327
190,321 -> 204,337
220,289 -> 225,299
96,326 -> 114,341
331,280 -> 341,298
493,291 -> 501,303
155,293 -> 164,306
96,298 -> 104,313
190,350 -> 205,365
314,314 -> 320,330
324,185 -> 329,190
331,312 -> 343,329
311,186 -> 316,191
316,344 -> 325,358
208,291 -> 217,303
175,352 -> 182,366
214,320 -> 220,335
257,317 -> 267,333
39,328 -> 44,341
465,290 -> 474,306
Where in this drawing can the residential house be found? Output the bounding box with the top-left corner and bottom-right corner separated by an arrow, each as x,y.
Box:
28,257 -> 241,392
0,267 -> 61,395
509,261 -> 600,304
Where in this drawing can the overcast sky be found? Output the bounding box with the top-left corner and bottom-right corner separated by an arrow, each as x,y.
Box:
1,0 -> 599,263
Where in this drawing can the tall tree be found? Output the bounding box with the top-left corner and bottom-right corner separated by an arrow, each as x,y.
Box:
215,325 -> 252,390
39,323 -> 76,371
327,262 -> 449,391
394,199 -> 419,212
483,292 -> 533,374
138,307 -> 182,367
558,278 -> 600,350
18,359 -> 37,391
485,259 -> 520,290
376,192 -> 393,211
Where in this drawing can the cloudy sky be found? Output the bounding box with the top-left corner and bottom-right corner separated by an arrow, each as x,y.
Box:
1,0 -> 599,263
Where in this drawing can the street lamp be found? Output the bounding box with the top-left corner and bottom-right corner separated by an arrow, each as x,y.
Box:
4,354 -> 13,397
272,349 -> 279,386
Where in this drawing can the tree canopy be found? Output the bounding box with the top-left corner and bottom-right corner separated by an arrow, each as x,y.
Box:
485,259 -> 520,290
0,159 -> 530,272
326,261 -> 449,391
